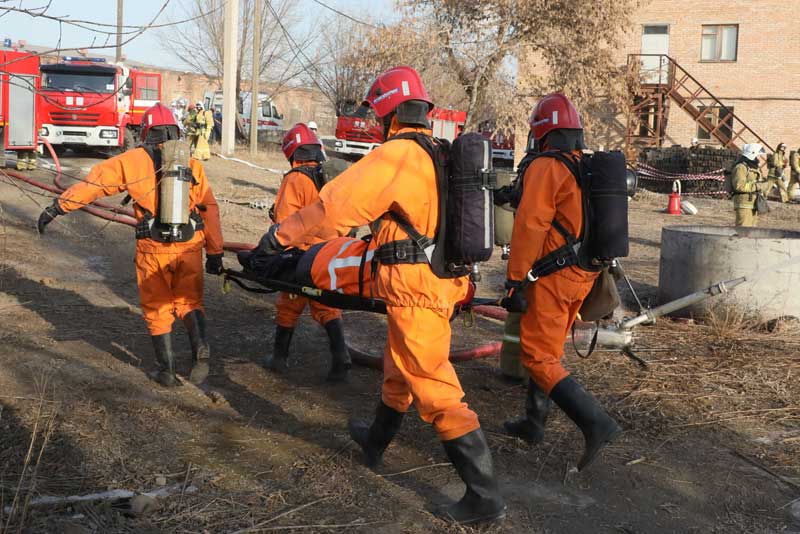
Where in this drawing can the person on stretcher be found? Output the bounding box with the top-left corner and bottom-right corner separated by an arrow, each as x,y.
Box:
239,236 -> 377,297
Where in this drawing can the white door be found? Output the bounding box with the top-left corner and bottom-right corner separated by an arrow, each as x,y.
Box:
641,25 -> 669,84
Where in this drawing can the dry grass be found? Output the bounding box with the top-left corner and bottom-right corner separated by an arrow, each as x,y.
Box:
1,369 -> 58,534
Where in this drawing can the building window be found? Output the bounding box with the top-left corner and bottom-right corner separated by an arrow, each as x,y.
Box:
135,75 -> 159,100
697,105 -> 734,142
701,25 -> 738,61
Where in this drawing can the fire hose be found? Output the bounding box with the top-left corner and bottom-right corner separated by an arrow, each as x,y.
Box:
8,147 -> 793,369
3,146 -> 505,365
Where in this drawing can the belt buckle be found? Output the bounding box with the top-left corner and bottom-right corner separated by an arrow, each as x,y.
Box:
396,248 -> 407,260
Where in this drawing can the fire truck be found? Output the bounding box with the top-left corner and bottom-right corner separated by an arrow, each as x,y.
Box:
333,101 -> 467,158
0,50 -> 40,154
38,57 -> 161,155
478,121 -> 515,166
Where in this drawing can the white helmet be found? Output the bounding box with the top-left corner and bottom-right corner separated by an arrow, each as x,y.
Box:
307,120 -> 318,131
196,101 -> 204,110
741,143 -> 765,161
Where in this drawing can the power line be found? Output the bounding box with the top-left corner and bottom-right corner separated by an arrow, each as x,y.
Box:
308,0 -> 377,28
264,0 -> 336,98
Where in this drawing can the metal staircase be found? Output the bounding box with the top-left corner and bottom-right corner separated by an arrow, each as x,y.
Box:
626,54 -> 772,153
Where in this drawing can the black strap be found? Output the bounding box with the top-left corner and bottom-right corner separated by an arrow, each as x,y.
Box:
223,269 -> 387,313
375,239 -> 430,265
358,234 -> 372,299
571,322 -> 599,358
377,132 -> 442,269
289,165 -> 326,192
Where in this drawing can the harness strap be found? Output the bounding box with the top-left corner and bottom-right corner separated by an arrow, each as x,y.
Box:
358,235 -> 372,299
571,322 -> 600,358
375,239 -> 430,265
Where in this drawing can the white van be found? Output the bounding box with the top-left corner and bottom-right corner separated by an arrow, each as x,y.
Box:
202,90 -> 284,132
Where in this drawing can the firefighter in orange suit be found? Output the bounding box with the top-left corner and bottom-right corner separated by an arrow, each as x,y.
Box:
502,93 -> 621,470
36,103 -> 224,388
266,123 -> 350,382
253,67 -> 505,525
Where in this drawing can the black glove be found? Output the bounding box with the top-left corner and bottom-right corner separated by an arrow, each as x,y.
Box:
205,253 -> 224,275
500,280 -> 528,313
256,224 -> 286,255
493,184 -> 521,208
37,199 -> 65,234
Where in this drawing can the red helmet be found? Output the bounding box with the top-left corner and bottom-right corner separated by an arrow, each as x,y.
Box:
362,66 -> 433,118
529,93 -> 582,141
141,103 -> 178,142
281,123 -> 321,160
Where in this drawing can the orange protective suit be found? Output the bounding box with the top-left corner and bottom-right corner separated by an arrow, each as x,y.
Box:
57,147 -> 223,335
507,152 -> 599,394
273,161 -> 341,328
275,122 -> 477,441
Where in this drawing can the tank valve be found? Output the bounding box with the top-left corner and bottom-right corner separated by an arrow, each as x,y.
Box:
470,263 -> 482,283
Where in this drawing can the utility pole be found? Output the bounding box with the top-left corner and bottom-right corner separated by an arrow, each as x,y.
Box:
221,0 -> 239,157
115,0 -> 123,63
250,0 -> 261,156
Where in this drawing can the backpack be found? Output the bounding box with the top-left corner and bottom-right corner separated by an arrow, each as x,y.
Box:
383,132 -> 496,279
292,158 -> 351,191
269,158 -> 351,222
522,150 -> 629,278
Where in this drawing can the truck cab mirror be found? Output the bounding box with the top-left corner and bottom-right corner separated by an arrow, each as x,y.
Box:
121,78 -> 133,96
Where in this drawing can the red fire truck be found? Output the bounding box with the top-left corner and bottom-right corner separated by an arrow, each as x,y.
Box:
333,101 -> 467,158
38,57 -> 161,155
0,50 -> 40,153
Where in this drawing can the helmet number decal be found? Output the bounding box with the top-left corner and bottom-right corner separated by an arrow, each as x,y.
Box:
401,80 -> 410,96
552,110 -> 558,125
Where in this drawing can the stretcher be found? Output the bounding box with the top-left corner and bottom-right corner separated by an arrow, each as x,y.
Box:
222,236 -> 497,315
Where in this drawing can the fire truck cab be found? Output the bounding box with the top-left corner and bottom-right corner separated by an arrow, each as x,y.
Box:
0,50 -> 40,152
333,102 -> 466,159
38,57 -> 161,154
333,101 -> 383,157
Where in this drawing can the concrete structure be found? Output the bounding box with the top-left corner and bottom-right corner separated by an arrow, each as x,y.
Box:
658,225 -> 800,320
619,0 -> 800,151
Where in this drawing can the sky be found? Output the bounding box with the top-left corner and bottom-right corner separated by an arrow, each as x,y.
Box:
1,0 -> 394,70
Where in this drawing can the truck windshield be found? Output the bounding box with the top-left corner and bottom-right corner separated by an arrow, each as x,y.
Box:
340,102 -> 372,119
42,72 -> 116,93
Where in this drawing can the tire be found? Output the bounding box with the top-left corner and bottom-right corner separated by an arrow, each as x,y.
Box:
108,128 -> 136,156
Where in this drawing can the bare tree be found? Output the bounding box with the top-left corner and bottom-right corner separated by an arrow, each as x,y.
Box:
314,14 -> 467,114
404,0 -> 638,133
159,0 -> 309,101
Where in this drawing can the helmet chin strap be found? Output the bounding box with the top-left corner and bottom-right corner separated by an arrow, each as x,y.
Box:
382,112 -> 396,139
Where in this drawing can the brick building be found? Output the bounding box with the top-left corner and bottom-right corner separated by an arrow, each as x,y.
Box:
516,1 -> 800,157
620,0 -> 800,153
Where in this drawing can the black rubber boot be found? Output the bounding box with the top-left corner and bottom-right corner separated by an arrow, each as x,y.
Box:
437,429 -> 507,525
348,402 -> 405,467
550,376 -> 622,471
183,310 -> 210,385
151,333 -> 180,387
263,325 -> 293,372
503,379 -> 551,444
324,319 -> 351,382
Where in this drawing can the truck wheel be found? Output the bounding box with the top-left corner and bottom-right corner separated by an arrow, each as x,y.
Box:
109,128 -> 136,156
122,128 -> 136,151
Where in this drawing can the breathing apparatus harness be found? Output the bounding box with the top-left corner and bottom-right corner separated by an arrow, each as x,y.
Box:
131,141 -> 205,243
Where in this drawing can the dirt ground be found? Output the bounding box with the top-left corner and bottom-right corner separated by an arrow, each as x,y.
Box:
0,147 -> 799,533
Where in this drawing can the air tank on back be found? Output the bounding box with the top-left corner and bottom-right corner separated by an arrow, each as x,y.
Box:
158,139 -> 191,237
